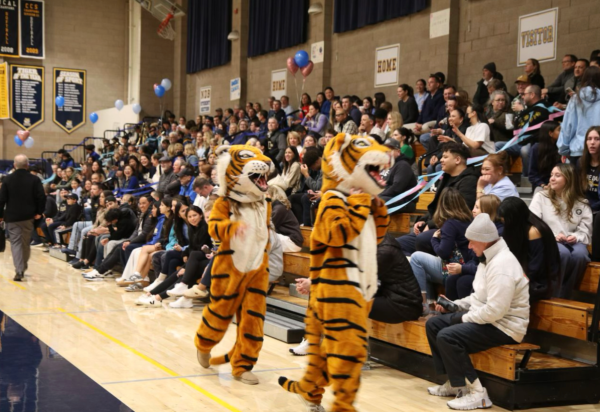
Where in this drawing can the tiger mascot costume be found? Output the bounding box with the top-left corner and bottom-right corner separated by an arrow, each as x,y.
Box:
195,144 -> 273,385
279,133 -> 391,412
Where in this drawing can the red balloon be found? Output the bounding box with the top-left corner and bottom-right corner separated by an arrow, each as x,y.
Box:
301,61 -> 314,79
17,130 -> 30,142
287,57 -> 299,75
153,83 -> 159,90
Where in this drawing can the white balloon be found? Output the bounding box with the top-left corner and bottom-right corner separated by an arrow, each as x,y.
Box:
132,103 -> 142,114
161,78 -> 172,91
24,136 -> 34,149
115,99 -> 124,111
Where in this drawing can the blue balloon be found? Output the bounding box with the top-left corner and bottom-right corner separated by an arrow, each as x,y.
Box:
154,84 -> 165,98
55,96 -> 65,108
294,50 -> 309,68
14,135 -> 23,146
90,112 -> 99,124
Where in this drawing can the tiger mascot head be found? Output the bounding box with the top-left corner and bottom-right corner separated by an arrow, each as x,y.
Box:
215,145 -> 274,203
321,133 -> 392,195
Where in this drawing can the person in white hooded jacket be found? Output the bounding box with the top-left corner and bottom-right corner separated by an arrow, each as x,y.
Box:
529,163 -> 592,298
426,213 -> 529,411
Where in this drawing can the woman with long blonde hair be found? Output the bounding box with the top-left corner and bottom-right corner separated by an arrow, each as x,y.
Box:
409,188 -> 475,314
385,111 -> 403,137
529,163 -> 592,297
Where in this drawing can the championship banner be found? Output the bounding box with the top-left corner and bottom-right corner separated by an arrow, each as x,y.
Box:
0,0 -> 20,58
53,68 -> 85,133
0,62 -> 9,119
10,64 -> 44,130
20,0 -> 44,59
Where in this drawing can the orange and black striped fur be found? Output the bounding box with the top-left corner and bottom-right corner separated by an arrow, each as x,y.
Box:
194,145 -> 273,379
279,134 -> 391,411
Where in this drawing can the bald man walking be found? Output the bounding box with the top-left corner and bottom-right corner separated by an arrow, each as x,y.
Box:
0,155 -> 45,281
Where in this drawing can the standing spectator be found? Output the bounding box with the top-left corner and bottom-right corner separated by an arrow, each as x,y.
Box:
525,58 -> 545,88
558,66 -> 600,164
577,126 -> 600,261
0,155 -> 45,281
473,62 -> 506,107
426,213 -> 529,410
542,54 -> 577,103
529,163 -> 592,298
414,79 -> 428,112
528,121 -> 561,192
560,59 -> 590,107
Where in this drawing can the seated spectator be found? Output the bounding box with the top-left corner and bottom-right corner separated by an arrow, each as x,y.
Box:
178,168 -> 196,203
577,126 -> 600,261
192,178 -> 216,210
379,138 -> 417,213
384,111 -> 403,137
420,96 -> 457,153
342,95 -> 362,125
476,152 -> 519,200
445,194 -> 501,300
510,74 -> 530,116
451,105 -> 494,156
287,131 -> 303,152
410,188 -> 473,315
397,143 -> 477,256
498,197 -> 560,302
473,62 -> 506,108
281,146 -> 302,195
358,113 -> 384,142
426,213 -> 529,410
425,108 -> 469,174
542,54 -> 576,104
486,91 -> 514,142
266,117 -> 287,167
558,66 -> 600,164
42,193 -> 82,247
529,163 -> 592,298
528,121 -> 561,192
397,84 -> 419,124
290,147 -> 322,227
290,233 -> 422,355
120,165 -> 139,191
301,102 -> 328,137
390,127 -> 415,162
361,96 -> 375,115
407,75 -> 445,135
184,143 -> 199,167
333,108 -> 358,135
267,180 -> 303,253
414,79 -> 428,112
525,58 -> 545,88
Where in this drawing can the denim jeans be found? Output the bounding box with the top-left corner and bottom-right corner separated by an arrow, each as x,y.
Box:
410,251 -> 443,300
556,242 -> 590,298
69,221 -> 92,251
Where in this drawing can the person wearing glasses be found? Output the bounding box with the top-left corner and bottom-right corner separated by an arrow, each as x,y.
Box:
486,90 -> 514,142
333,108 -> 358,135
542,54 -> 577,104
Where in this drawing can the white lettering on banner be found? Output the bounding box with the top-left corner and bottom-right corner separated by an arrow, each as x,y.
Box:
199,86 -> 211,114
517,8 -> 558,66
271,69 -> 287,100
13,68 -> 42,81
374,44 -> 400,88
56,71 -> 83,85
0,0 -> 18,8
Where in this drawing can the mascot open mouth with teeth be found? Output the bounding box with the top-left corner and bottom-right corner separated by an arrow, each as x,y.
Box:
279,134 -> 391,411
194,145 -> 273,385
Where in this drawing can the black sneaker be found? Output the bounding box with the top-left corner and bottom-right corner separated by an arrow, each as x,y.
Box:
71,260 -> 85,269
13,273 -> 24,281
80,264 -> 90,270
68,258 -> 80,265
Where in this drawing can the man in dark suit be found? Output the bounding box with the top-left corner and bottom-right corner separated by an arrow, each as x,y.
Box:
0,155 -> 46,281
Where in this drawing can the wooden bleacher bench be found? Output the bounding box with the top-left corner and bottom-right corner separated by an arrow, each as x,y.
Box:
509,156 -> 523,175
283,252 -> 309,278
580,262 -> 600,294
530,298 -> 594,340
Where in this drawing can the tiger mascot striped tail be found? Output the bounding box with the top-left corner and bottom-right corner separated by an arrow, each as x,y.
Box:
194,144 -> 273,385
279,133 -> 391,411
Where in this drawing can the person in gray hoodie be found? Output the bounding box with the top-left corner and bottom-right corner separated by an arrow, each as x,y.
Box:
425,213 -> 530,410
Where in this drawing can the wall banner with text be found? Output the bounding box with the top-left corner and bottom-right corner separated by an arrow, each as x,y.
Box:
375,44 -> 399,88
199,86 -> 211,114
53,68 -> 86,133
0,62 -> 9,119
271,69 -> 287,100
518,8 -> 558,66
0,0 -> 20,58
10,64 -> 44,130
20,0 -> 44,59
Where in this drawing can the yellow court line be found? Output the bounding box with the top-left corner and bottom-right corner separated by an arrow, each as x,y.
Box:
55,308 -> 241,412
0,274 -> 27,290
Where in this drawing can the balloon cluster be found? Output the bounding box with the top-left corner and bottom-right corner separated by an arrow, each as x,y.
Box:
287,50 -> 314,79
154,78 -> 172,98
13,130 -> 34,148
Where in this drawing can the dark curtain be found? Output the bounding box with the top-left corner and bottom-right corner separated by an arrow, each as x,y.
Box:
334,0 -> 428,33
248,0 -> 308,58
186,0 -> 232,74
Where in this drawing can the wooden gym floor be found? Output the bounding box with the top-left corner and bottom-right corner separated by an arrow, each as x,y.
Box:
1,245 -> 600,412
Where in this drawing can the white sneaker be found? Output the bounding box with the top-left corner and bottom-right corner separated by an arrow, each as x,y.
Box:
289,338 -> 310,356
144,278 -> 163,292
167,282 -> 188,297
83,270 -> 104,282
183,285 -> 209,299
428,381 -> 466,397
135,294 -> 152,305
447,388 -> 492,410
298,395 -> 325,412
169,296 -> 193,308
142,297 -> 163,308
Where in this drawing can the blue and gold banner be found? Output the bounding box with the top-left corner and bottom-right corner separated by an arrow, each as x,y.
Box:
10,64 -> 44,130
53,68 -> 85,134
0,0 -> 20,58
20,0 -> 44,59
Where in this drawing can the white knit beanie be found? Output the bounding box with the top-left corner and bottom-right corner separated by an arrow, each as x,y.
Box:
465,213 -> 499,242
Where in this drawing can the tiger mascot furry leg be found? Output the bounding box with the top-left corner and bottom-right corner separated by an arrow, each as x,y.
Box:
279,133 -> 391,411
194,145 -> 273,385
